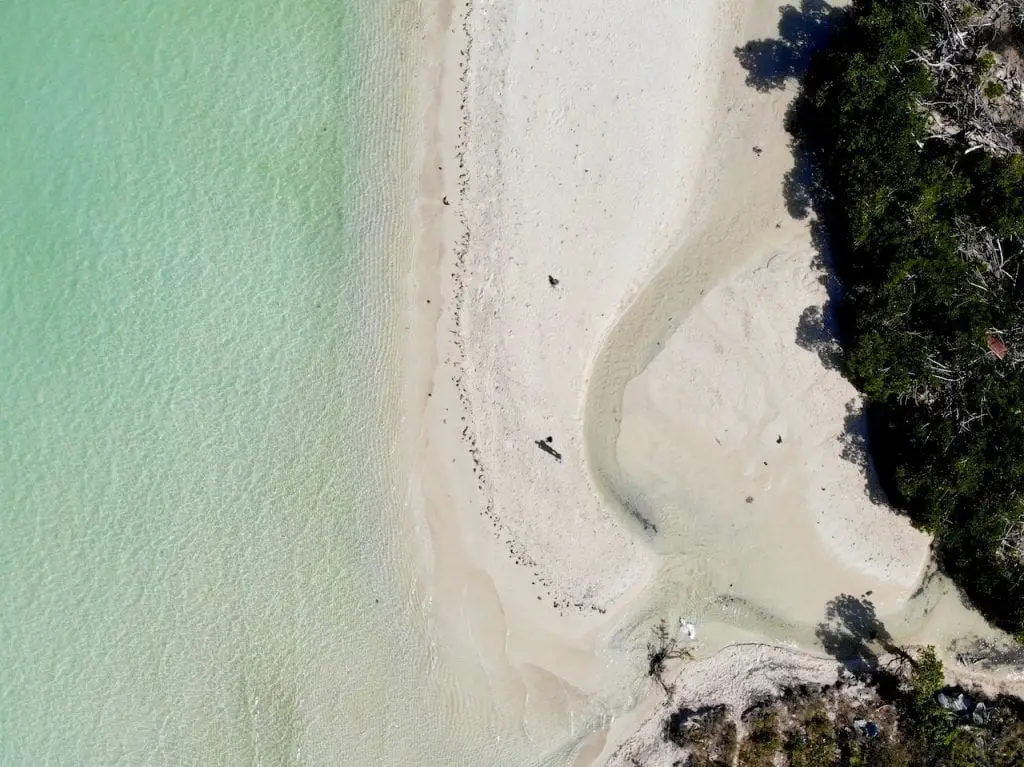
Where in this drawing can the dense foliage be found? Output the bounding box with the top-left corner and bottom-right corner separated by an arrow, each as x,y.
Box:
666,649 -> 1024,766
789,0 -> 1024,635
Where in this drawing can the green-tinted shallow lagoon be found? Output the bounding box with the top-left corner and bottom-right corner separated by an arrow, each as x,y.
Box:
0,2 -> 463,763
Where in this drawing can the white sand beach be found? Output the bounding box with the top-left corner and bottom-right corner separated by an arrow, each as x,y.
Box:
402,0 -> 1024,762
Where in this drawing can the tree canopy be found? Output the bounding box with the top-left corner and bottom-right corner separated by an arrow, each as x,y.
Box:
790,0 -> 1024,635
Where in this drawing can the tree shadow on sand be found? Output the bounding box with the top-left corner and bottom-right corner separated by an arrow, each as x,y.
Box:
794,222 -> 842,369
782,147 -> 818,220
739,5 -> 900,517
837,399 -> 891,507
815,594 -> 904,673
734,0 -> 842,93
735,1 -> 844,228
737,1 -> 847,370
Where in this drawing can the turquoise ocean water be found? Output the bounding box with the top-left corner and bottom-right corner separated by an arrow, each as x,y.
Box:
0,2 -> 523,764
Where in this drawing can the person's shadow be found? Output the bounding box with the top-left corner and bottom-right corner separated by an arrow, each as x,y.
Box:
734,0 -> 843,93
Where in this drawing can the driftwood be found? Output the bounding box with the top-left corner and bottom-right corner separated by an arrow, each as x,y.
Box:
954,216 -> 1016,283
534,436 -> 562,462
999,508 -> 1024,570
647,619 -> 693,698
916,0 -> 1024,158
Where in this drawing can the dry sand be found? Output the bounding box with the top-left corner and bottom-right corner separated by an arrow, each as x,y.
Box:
401,0 -> 1024,762
407,0 -> 748,675
397,0 -> 663,753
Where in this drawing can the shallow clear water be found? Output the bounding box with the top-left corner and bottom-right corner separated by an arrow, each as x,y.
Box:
0,2 -> 501,764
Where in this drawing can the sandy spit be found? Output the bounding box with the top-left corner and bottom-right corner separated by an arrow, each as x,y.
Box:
399,0 -> 757,752
404,0 -> 752,666
450,0 -> 750,611
396,0 -> 674,753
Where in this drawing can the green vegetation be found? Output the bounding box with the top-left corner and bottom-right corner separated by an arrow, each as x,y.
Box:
977,50 -> 997,75
789,0 -> 1024,636
665,649 -> 1024,766
665,704 -> 737,766
893,647 -> 1024,766
784,703 -> 837,766
737,708 -> 781,767
985,79 -> 1006,99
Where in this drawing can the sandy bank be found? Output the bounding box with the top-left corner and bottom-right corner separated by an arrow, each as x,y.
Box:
401,0 -> 756,755
613,242 -> 932,622
449,0 -> 752,612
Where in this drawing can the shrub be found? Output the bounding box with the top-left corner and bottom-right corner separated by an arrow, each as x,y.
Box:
977,50 -> 997,74
985,80 -> 1006,98
738,708 -> 780,767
